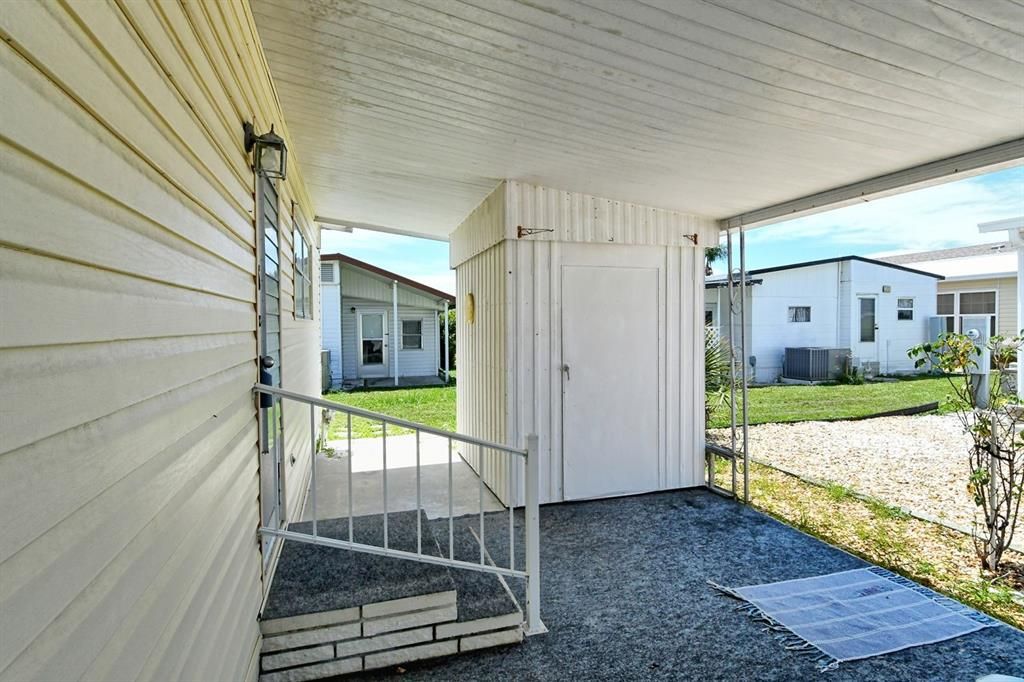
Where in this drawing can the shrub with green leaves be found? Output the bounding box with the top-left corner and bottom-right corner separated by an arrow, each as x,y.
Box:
908,331 -> 1024,572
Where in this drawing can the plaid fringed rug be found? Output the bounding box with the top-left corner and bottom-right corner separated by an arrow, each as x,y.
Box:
710,567 -> 1000,672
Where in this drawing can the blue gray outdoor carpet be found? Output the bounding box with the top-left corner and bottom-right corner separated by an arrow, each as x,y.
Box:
711,566 -> 1001,671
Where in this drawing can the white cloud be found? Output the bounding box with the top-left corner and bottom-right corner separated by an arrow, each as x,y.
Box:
319,227 -> 454,294
414,273 -> 456,296
747,171 -> 1024,252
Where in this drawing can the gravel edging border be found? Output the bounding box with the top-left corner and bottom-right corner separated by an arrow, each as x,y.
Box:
754,458 -> 1023,553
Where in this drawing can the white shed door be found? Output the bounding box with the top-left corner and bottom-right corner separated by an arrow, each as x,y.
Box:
562,263 -> 660,500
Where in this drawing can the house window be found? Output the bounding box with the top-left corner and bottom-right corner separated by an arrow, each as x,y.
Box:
401,319 -> 423,349
787,306 -> 811,323
293,227 -> 313,319
897,297 -> 914,321
935,291 -> 996,335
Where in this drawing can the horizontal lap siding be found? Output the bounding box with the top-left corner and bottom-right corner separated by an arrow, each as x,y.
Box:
340,299 -> 440,379
0,2 -> 317,681
322,283 -> 343,382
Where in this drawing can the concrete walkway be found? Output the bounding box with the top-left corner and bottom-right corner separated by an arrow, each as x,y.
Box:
305,433 -> 503,521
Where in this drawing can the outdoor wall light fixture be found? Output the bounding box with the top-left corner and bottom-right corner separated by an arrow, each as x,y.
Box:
243,121 -> 288,180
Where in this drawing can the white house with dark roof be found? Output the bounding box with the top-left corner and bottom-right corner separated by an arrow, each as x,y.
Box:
706,256 -> 944,383
320,254 -> 455,388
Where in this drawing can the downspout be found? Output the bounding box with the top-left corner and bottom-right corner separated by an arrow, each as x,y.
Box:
836,262 -> 842,348
342,262 -> 350,385
393,280 -> 399,387
444,299 -> 450,383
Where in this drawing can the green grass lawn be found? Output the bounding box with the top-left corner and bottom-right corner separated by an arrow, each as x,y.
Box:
324,375 -> 951,439
707,376 -> 952,428
324,385 -> 456,439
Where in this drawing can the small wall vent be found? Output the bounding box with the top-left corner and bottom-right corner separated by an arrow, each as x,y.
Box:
320,262 -> 335,283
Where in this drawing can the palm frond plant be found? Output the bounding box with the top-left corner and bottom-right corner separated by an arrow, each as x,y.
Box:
705,325 -> 732,426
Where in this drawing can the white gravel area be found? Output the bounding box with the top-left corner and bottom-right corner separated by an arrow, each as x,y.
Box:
710,414 -> 987,536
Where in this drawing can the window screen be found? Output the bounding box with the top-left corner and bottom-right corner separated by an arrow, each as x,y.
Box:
936,293 -> 954,315
897,297 -> 914,321
788,306 -> 811,323
959,291 -> 996,315
402,319 -> 423,349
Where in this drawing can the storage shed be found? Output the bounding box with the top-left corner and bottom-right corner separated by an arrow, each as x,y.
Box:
320,254 -> 454,388
451,181 -> 718,505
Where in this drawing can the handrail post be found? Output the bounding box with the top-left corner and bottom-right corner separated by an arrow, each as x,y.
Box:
310,403 -> 318,537
524,433 -> 545,635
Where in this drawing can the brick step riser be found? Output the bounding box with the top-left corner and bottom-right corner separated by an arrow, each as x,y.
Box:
260,592 -> 523,682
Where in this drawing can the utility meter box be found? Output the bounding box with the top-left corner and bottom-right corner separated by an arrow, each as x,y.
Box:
962,315 -> 991,407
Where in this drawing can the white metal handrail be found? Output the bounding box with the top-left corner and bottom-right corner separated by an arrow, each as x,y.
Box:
252,383 -> 545,635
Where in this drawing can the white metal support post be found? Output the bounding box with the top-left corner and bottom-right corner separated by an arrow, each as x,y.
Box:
1018,246 -> 1023,399
739,225 -> 750,503
524,433 -> 546,635
978,216 -> 1024,399
726,230 -> 737,494
444,299 -> 450,383
392,280 -> 400,387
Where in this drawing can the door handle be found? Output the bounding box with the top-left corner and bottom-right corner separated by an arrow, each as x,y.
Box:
261,355 -> 275,369
562,363 -> 570,381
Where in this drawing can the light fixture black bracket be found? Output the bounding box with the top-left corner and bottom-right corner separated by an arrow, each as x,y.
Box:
684,233 -> 699,245
243,121 -> 257,153
517,225 -> 555,239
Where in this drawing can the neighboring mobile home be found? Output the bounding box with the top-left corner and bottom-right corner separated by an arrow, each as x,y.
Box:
705,257 -> 943,383
3,1 -> 1022,681
320,254 -> 454,389
880,242 -> 1017,338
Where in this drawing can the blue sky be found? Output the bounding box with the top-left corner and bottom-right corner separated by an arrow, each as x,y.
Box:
322,166 -> 1024,292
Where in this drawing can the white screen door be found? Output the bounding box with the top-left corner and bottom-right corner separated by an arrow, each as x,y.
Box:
257,173 -> 284,563
561,259 -> 660,500
358,312 -> 388,377
856,295 -> 877,362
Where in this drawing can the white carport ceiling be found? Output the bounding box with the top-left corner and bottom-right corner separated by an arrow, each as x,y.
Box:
250,0 -> 1024,239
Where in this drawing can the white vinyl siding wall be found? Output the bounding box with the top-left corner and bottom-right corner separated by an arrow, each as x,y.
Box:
842,260 -> 938,374
0,3 -> 318,681
749,263 -> 842,383
453,182 -> 717,504
340,299 -> 440,379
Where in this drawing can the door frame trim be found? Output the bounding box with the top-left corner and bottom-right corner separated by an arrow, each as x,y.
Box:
255,172 -> 285,571
557,243 -> 667,501
356,308 -> 389,378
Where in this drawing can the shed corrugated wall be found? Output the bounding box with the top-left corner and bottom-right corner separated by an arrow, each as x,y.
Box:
0,2 -> 318,681
454,243 -> 510,501
453,182 -> 717,505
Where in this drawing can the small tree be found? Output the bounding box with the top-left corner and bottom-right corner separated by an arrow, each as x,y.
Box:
908,332 -> 1024,571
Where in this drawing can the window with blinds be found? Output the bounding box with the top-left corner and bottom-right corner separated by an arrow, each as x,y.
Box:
293,227 -> 313,319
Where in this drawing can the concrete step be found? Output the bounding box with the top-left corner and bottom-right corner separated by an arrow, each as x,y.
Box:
259,510 -> 523,681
